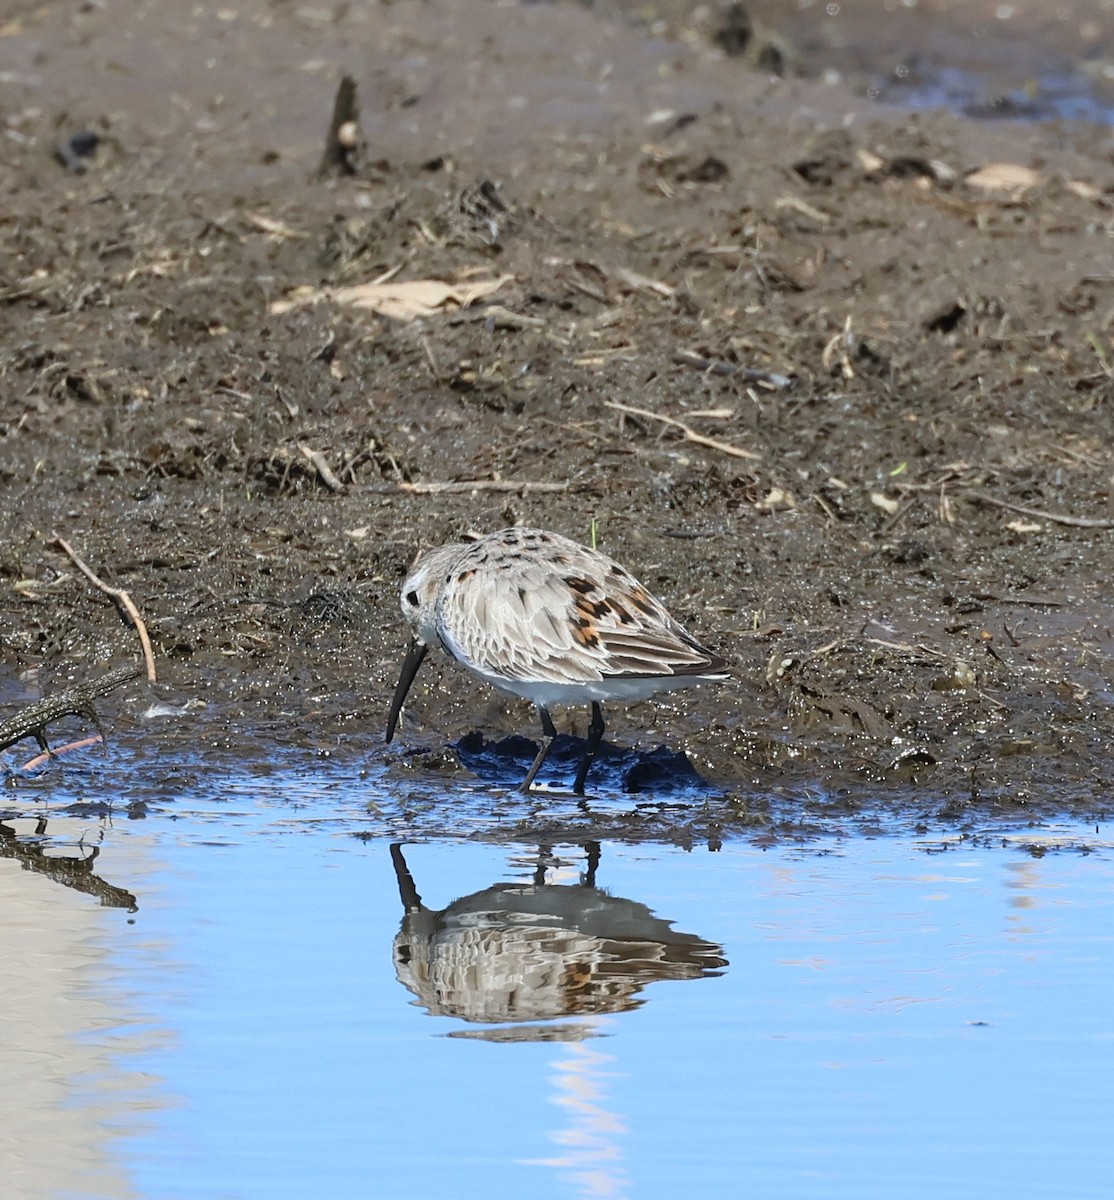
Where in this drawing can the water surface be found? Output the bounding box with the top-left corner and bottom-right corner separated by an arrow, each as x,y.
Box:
2,754 -> 1111,1199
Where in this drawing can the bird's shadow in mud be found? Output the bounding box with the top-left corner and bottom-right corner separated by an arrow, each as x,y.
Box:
454,731 -> 713,796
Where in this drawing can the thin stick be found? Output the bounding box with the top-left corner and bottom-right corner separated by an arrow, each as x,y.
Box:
20,734 -> 104,772
299,444 -> 345,492
362,479 -> 574,495
881,496 -> 919,533
54,537 -> 157,681
965,491 -> 1114,529
803,638 -> 844,661
862,637 -> 948,660
671,351 -> 794,390
604,400 -> 762,461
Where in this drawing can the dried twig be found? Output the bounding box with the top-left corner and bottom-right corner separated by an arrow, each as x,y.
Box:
803,638 -> 844,662
604,400 -> 762,462
821,316 -> 857,379
20,735 -> 104,772
299,444 -> 345,492
862,637 -> 948,660
881,496 -> 920,533
965,491 -> 1114,529
54,537 -> 157,681
968,590 -> 1065,607
419,333 -> 445,382
0,664 -> 142,755
362,479 -> 574,495
672,351 -> 794,390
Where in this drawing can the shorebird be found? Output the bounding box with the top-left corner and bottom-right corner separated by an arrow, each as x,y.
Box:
385,527 -> 729,793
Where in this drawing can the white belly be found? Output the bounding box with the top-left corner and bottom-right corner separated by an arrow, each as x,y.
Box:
477,669 -> 723,708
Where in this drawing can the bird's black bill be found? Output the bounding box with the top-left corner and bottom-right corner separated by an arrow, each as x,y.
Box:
385,639 -> 429,743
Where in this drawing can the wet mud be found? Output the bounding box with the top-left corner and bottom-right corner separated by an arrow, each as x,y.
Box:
1,0 -> 1112,833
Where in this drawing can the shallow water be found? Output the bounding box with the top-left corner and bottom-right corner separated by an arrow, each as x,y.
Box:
754,0 -> 1114,127
2,750 -> 1112,1200
876,63 -> 1114,125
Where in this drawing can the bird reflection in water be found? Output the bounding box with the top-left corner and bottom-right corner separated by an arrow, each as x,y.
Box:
390,842 -> 726,1197
390,842 -> 726,1034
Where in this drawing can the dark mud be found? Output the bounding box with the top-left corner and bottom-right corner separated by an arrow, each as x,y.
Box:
1,0 -> 1112,831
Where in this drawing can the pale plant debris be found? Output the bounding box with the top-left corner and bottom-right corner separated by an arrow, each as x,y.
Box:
299,445 -> 345,493
965,163 -> 1044,193
270,274 -> 513,320
604,400 -> 762,462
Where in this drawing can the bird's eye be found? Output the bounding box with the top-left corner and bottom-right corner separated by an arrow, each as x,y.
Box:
405,590 -> 420,607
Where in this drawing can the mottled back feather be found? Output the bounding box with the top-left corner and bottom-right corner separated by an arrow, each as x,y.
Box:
400,528 -> 727,687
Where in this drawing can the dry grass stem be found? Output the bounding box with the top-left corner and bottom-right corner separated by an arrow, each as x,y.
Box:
604,400 -> 762,461
364,479 -> 573,496
299,444 -> 345,492
671,351 -> 793,390
54,537 -> 157,681
965,491 -> 1114,529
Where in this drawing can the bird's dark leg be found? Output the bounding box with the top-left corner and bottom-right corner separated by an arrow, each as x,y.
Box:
521,706 -> 558,792
572,702 -> 605,795
533,843 -> 552,886
582,840 -> 601,888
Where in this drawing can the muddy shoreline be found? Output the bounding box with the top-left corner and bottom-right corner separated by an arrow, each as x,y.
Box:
1,0 -> 1112,827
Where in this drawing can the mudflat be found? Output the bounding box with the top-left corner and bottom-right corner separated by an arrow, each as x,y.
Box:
1,0 -> 1111,824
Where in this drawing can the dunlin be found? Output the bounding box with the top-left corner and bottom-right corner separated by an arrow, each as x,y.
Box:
385,527 -> 729,793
